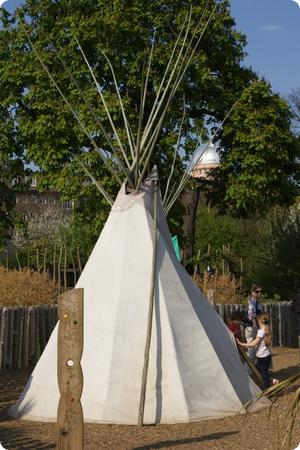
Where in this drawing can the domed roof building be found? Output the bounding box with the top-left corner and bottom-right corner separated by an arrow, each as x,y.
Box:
182,143 -> 221,259
191,143 -> 220,179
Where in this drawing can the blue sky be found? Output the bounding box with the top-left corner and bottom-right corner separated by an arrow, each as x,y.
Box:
2,0 -> 299,97
230,0 -> 300,96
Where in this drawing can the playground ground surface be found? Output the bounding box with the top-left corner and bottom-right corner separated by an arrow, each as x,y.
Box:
0,346 -> 299,450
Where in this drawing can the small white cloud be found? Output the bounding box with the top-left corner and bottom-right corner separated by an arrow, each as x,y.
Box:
257,24 -> 283,32
292,0 -> 300,8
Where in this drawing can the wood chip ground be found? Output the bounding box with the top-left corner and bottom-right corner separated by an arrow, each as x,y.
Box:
0,347 -> 299,449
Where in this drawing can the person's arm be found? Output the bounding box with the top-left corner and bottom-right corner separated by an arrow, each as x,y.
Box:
237,335 -> 261,348
247,298 -> 255,322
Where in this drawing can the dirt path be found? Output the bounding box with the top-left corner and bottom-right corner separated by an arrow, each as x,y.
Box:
0,347 -> 299,450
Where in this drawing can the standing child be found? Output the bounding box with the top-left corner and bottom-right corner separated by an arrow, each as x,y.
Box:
228,311 -> 242,341
245,285 -> 262,362
247,284 -> 262,329
237,313 -> 273,390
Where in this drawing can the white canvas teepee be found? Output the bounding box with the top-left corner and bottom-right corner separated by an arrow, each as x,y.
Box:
10,170 -> 267,425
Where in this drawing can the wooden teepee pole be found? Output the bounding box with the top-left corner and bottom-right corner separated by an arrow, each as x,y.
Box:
138,179 -> 159,426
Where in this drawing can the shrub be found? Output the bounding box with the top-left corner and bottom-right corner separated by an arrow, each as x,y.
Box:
194,271 -> 241,304
0,267 -> 59,306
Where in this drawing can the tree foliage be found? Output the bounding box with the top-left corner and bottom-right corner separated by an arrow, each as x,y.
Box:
289,86 -> 300,135
209,80 -> 299,217
255,205 -> 300,299
194,202 -> 300,299
194,203 -> 257,280
0,0 -> 251,226
1,0 -> 298,259
0,158 -> 25,250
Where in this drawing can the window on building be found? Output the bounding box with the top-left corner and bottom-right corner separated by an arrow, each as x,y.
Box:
31,178 -> 37,188
63,200 -> 73,210
39,196 -> 47,205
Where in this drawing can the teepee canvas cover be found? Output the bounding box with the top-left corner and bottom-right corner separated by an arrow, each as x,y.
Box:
10,172 -> 266,424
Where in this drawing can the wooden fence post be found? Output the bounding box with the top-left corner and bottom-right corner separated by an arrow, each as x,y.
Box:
6,308 -> 14,370
57,288 -> 84,450
219,304 -> 225,322
0,308 -> 8,371
278,304 -> 283,347
12,307 -> 20,368
22,307 -> 30,368
207,289 -> 215,307
17,308 -> 24,369
28,307 -> 35,365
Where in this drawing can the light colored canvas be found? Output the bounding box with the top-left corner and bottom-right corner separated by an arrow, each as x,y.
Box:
10,173 -> 268,424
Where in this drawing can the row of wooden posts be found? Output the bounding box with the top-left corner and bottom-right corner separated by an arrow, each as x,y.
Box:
0,305 -> 57,371
5,244 -> 84,291
0,301 -> 299,372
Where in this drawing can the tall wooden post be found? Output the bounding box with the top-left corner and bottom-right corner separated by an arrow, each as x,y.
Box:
138,179 -> 158,426
57,288 -> 84,450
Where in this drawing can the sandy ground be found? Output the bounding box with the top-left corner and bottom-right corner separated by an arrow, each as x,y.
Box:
0,347 -> 299,450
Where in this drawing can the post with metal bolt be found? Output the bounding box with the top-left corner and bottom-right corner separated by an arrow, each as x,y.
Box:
57,288 -> 84,450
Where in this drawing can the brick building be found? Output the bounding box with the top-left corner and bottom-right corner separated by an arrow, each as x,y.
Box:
15,176 -> 74,221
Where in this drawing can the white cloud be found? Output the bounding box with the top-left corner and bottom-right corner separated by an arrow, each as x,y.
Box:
257,24 -> 284,32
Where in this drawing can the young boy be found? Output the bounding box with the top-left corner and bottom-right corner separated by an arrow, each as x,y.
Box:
228,311 -> 242,341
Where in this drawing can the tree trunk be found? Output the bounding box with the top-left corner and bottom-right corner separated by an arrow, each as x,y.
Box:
58,242 -> 63,292
43,247 -> 48,278
53,242 -> 57,285
182,186 -> 201,262
15,251 -> 21,270
27,246 -> 30,269
77,247 -> 82,275
193,249 -> 201,279
70,251 -> 77,287
36,248 -> 40,272
240,257 -> 243,291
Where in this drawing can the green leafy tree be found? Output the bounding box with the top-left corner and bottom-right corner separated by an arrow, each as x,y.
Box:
209,80 -> 299,217
0,0 -> 253,234
0,30 -> 28,249
2,1 -> 296,240
289,86 -> 300,135
254,206 -> 300,299
0,158 -> 26,251
194,203 -> 260,279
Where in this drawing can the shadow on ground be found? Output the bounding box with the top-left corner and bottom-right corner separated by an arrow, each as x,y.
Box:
0,369 -> 56,449
132,430 -> 239,449
272,364 -> 300,380
0,425 -> 55,449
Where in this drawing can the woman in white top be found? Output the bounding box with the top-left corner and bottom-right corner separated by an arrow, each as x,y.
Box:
237,313 -> 272,390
